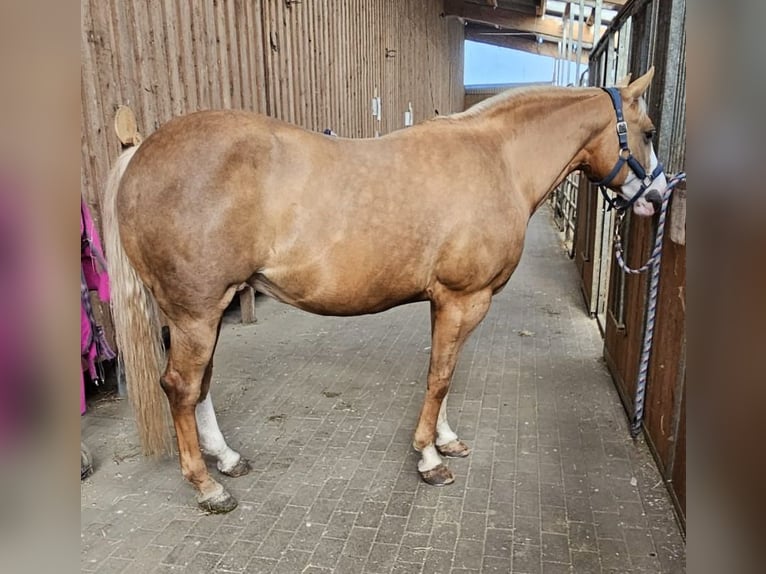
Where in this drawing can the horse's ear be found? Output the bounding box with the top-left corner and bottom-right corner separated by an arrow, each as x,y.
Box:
615,73 -> 632,88
624,66 -> 655,100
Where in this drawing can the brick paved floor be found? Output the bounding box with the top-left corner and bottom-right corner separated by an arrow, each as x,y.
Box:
81,210 -> 685,573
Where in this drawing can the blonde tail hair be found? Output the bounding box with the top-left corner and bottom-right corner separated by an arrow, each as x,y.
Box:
102,145 -> 172,456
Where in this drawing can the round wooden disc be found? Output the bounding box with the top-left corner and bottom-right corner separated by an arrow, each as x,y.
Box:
114,105 -> 140,145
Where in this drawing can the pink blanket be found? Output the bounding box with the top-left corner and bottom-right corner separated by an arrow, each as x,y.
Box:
81,199 -> 114,413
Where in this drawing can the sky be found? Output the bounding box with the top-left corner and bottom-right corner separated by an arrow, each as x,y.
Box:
464,40 -> 556,85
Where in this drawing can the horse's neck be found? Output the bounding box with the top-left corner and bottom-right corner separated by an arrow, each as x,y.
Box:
479,89 -> 607,214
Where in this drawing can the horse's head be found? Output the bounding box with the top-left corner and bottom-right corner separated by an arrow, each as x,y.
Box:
585,67 -> 667,216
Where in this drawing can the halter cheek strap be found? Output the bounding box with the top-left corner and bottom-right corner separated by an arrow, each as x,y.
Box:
591,87 -> 665,212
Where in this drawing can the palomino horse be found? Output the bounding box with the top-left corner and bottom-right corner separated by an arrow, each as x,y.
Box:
103,68 -> 666,513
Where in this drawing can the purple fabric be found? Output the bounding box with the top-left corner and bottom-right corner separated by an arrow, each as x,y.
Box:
81,199 -> 113,413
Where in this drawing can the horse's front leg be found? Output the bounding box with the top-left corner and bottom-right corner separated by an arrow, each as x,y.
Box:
413,287 -> 492,485
435,395 -> 470,458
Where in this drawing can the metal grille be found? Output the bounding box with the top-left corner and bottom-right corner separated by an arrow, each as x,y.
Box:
551,172 -> 579,256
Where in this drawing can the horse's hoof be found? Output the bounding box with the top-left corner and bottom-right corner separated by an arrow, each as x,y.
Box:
219,457 -> 251,478
197,489 -> 238,514
419,464 -> 455,486
436,440 -> 470,458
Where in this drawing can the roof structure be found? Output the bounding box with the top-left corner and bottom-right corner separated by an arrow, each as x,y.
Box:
444,0 -> 623,65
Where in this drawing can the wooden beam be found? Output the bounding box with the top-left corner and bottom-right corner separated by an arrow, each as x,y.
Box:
444,0 -> 600,45
239,286 -> 257,323
552,0 -> 626,7
465,27 -> 589,64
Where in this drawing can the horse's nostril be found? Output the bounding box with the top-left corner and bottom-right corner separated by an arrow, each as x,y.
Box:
645,189 -> 662,208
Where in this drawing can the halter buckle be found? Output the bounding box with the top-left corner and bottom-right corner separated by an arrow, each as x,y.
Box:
616,121 -> 628,136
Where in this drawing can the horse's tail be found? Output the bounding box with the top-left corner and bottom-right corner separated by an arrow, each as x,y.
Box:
102,145 -> 172,456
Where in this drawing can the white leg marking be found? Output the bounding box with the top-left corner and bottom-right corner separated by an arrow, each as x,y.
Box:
418,444 -> 443,473
435,396 -> 458,447
195,393 -> 241,473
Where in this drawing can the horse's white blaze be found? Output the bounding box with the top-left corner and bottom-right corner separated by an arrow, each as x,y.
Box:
417,444 -> 443,472
435,397 -> 458,446
620,145 -> 667,216
195,393 -> 241,472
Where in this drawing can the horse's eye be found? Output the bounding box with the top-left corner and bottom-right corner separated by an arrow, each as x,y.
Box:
644,129 -> 656,141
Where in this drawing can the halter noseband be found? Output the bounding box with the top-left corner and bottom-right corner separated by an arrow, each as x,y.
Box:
591,87 -> 665,212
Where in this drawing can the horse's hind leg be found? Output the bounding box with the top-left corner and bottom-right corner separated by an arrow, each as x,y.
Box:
166,321 -> 249,478
161,316 -> 237,513
196,363 -> 251,477
195,321 -> 250,477
413,287 -> 492,485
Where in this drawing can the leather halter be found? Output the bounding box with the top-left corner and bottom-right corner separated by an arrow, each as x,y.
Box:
591,87 -> 665,212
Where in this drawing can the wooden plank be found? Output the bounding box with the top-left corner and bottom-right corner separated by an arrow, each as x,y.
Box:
671,386 -> 685,520
173,0 -> 197,112
251,0 -> 268,114
160,0 -> 183,117
233,0 -> 249,109
339,0 -> 348,135
316,0 -> 328,130
294,0 -> 308,127
131,1 -> 159,131
93,1 -> 123,163
367,0 -> 375,136
669,186 -> 686,245
224,0 -> 241,110
645,235 -> 686,469
191,1 -> 210,107
307,0 -> 319,130
81,0 -> 107,207
278,0 -> 295,123
355,0 -> 363,136
239,286 -> 257,324
329,0 -> 340,132
261,0 -> 277,117
80,75 -> 96,205
147,0 -> 171,124
350,0 -> 358,136
202,1 -> 219,108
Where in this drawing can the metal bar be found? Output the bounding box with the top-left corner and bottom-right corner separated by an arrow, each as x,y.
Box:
593,0 -> 603,47
576,0 -> 585,83
565,6 -> 572,84
590,0 -> 652,62
616,17 -> 631,82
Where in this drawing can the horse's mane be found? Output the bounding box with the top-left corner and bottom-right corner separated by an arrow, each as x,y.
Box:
443,84 -> 562,121
432,83 -> 615,125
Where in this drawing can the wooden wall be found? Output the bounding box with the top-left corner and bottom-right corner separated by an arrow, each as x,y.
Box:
81,0 -> 465,216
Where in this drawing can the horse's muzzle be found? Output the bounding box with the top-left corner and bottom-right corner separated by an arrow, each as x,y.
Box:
631,188 -> 662,217
644,189 -> 663,211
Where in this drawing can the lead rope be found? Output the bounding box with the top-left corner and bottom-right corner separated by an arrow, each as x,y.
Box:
611,172 -> 686,438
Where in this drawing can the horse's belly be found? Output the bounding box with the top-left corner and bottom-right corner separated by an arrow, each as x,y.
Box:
252,269 -> 426,317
